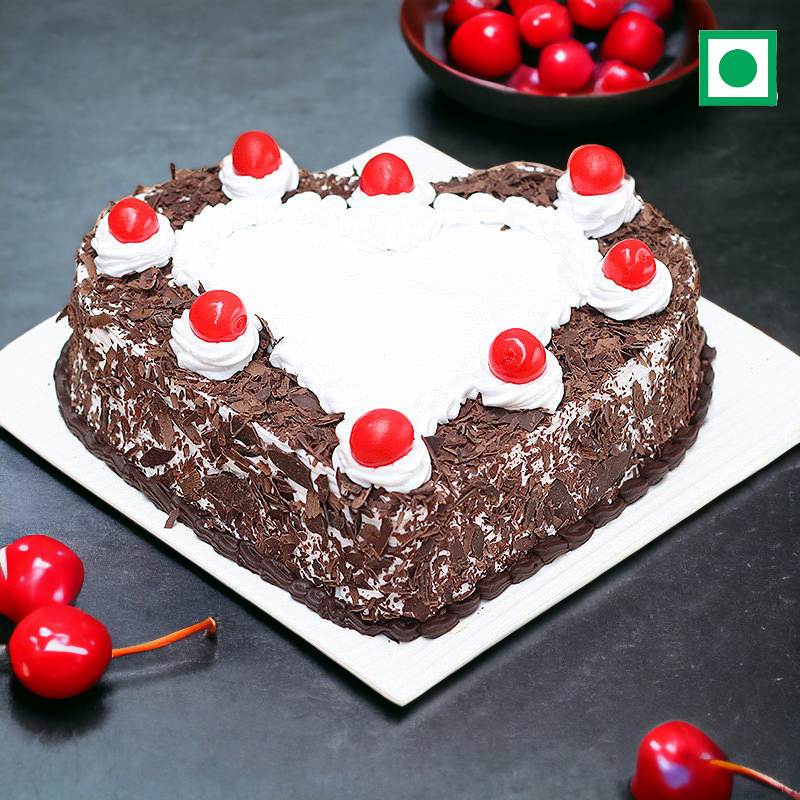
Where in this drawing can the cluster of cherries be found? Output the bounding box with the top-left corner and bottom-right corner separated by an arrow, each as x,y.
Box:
0,534 -> 216,699
444,0 -> 672,95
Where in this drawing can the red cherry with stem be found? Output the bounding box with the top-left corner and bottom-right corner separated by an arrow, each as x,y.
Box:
624,0 -> 673,22
601,11 -> 664,71
231,130 -> 282,179
359,153 -> 415,197
538,40 -> 595,94
567,0 -> 625,30
449,11 -> 522,79
0,535 -> 84,623
567,143 -> 626,195
508,64 -> 544,94
350,410 -> 415,468
631,721 -> 800,800
594,59 -> 649,92
489,328 -> 547,384
444,0 -> 501,28
107,197 -> 159,244
519,3 -> 572,49
189,290 -> 248,343
6,604 -> 218,700
602,238 -> 657,289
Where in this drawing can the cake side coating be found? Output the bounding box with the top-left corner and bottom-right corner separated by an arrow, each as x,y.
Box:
59,162 -> 710,640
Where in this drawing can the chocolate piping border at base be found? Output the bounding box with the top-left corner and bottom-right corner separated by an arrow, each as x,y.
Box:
55,336 -> 715,642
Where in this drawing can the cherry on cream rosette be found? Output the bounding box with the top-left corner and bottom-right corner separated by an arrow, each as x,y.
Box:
347,152 -> 436,209
219,130 -> 300,200
477,328 -> 564,412
555,144 -> 642,238
91,197 -> 175,278
169,290 -> 261,380
587,238 -> 672,320
332,409 -> 432,494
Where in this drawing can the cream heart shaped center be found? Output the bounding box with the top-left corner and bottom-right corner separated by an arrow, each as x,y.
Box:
172,191 -> 601,487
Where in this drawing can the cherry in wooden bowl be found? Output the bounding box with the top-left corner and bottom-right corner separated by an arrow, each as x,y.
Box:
399,0 -> 717,125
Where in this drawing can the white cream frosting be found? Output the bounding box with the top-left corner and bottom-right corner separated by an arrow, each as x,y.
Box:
477,350 -> 564,412
169,309 -> 261,380
91,212 -> 175,278
171,189 -> 612,490
331,418 -> 432,493
347,180 -> 436,210
586,258 -> 673,320
219,149 -> 300,201
554,173 -> 642,238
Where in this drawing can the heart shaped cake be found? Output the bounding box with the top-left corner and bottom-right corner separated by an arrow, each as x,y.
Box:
58,133 -> 713,641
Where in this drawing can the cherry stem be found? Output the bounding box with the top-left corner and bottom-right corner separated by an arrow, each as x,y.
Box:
111,616 -> 217,659
710,760 -> 800,799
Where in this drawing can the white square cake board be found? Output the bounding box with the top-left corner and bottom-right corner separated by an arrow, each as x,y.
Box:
1,137 -> 799,706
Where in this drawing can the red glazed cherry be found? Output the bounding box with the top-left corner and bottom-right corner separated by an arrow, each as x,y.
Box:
631,721 -> 731,800
567,143 -> 626,195
444,0 -> 501,28
7,604 -> 218,700
632,720 -> 800,800
359,153 -> 415,197
449,11 -> 521,79
9,605 -> 112,699
107,197 -> 159,244
350,410 -> 415,468
519,3 -> 572,49
624,0 -> 673,22
601,11 -> 664,71
0,534 -> 84,623
602,239 -> 656,289
489,328 -> 547,384
231,130 -> 282,178
508,64 -> 543,94
538,40 -> 595,94
567,0 -> 624,30
594,59 -> 649,91
189,290 -> 248,343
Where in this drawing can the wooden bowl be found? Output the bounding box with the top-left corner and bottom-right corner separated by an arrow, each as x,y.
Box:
400,0 -> 718,126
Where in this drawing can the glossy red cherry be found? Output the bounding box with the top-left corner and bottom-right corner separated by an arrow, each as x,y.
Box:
9,605 -> 112,699
567,143 -> 626,195
624,0 -> 673,22
350,410 -> 415,468
567,0 -> 624,30
594,59 -> 649,91
508,64 -> 543,94
601,11 -> 664,71
7,604 -> 218,700
632,721 -> 800,800
538,40 -> 595,94
444,0 -> 501,28
231,130 -> 282,178
0,534 -> 84,622
519,3 -> 572,49
359,153 -> 415,197
631,721 -> 731,800
189,290 -> 248,343
107,197 -> 159,244
489,328 -> 547,384
449,11 -> 522,79
602,238 -> 656,289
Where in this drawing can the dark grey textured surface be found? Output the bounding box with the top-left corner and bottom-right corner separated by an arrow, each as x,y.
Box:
0,2 -> 798,798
